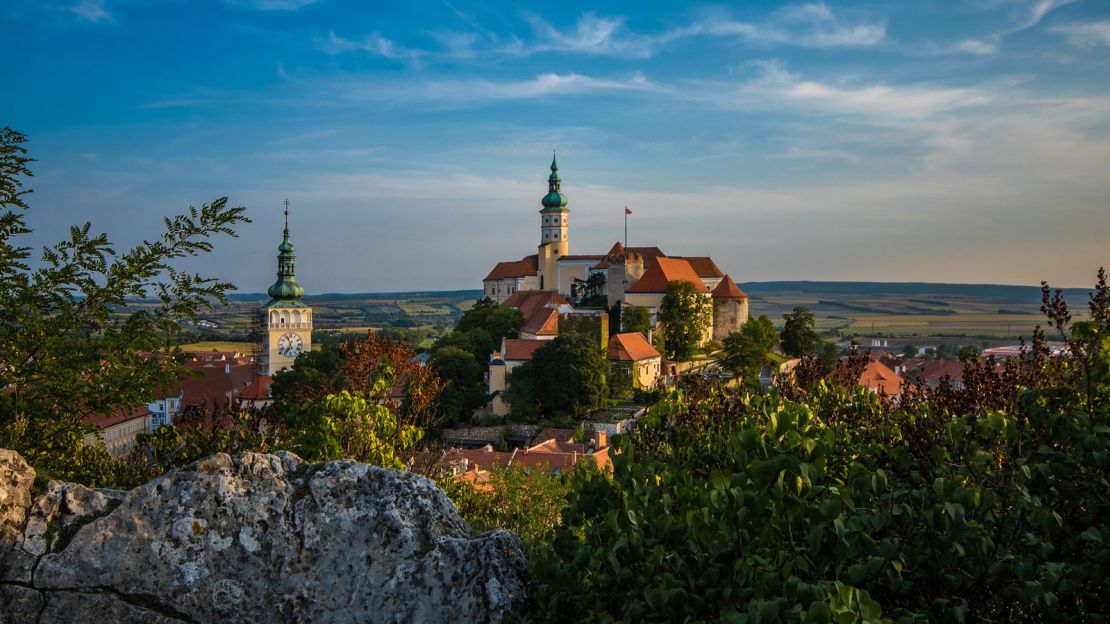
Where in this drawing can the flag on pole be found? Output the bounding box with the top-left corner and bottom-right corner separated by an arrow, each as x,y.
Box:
625,207 -> 632,215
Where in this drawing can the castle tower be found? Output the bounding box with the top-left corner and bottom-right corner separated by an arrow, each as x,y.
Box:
538,153 -> 569,290
261,202 -> 312,376
711,274 -> 749,342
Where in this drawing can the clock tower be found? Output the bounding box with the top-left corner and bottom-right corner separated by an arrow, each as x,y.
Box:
261,202 -> 312,376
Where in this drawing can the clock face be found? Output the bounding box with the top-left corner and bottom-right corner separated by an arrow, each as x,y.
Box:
277,332 -> 304,357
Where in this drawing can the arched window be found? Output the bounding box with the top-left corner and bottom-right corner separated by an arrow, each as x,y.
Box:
270,311 -> 277,326
293,310 -> 302,326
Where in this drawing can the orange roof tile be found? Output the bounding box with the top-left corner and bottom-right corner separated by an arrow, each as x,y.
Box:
502,339 -> 547,361
483,255 -> 539,281
672,256 -> 724,279
557,255 -> 605,262
711,274 -> 748,299
858,360 -> 907,395
626,257 -> 710,293
607,332 -> 660,361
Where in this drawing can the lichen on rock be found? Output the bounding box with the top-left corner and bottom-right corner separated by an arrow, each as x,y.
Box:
0,449 -> 527,624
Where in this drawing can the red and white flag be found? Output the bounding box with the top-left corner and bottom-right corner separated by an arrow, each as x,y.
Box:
625,207 -> 632,215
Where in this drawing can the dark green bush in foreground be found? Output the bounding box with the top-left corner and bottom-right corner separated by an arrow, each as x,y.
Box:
524,274 -> 1110,623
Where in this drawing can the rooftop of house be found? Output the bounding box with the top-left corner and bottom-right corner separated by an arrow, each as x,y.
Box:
857,360 -> 908,395
626,257 -> 710,294
500,339 -> 548,362
83,405 -> 152,430
483,254 -> 539,281
607,332 -> 661,362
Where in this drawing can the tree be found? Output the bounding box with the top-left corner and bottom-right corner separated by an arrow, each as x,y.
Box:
431,346 -> 488,424
571,272 -> 607,307
658,281 -> 712,360
285,380 -> 423,469
505,334 -> 607,419
621,305 -> 653,337
455,298 -> 524,357
0,128 -> 248,484
781,306 -> 820,358
270,347 -> 346,408
719,315 -> 778,380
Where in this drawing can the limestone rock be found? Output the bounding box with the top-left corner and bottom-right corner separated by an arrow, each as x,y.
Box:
0,450 -> 34,579
0,449 -> 526,624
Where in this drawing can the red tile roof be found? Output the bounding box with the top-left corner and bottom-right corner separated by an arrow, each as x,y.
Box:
607,332 -> 660,362
502,339 -> 547,361
83,406 -> 151,429
557,255 -> 605,262
918,359 -> 965,384
483,255 -> 539,281
711,274 -> 748,299
239,375 -> 272,401
506,291 -> 568,337
178,364 -> 258,407
672,256 -> 724,279
858,360 -> 907,395
626,257 -> 710,293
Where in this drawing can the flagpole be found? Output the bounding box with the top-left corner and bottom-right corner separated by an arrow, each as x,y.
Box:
624,206 -> 628,249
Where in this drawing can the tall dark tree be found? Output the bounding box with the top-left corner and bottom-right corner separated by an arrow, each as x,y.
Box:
505,334 -> 606,419
621,305 -> 653,337
658,281 -> 712,360
719,315 -> 778,379
781,306 -> 820,358
431,346 -> 488,424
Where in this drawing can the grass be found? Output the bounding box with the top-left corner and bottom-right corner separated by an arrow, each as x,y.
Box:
179,341 -> 256,353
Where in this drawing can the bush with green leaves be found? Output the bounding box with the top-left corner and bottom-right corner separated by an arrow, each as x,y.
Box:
0,127 -> 247,486
526,272 -> 1110,622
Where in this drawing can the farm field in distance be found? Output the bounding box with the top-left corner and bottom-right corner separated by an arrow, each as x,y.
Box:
159,281 -> 1091,352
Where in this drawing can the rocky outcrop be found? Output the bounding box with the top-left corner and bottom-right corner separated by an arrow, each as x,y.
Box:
0,449 -> 526,624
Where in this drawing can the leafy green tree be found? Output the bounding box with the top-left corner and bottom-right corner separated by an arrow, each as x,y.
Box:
438,465 -> 570,551
455,298 -> 523,355
819,342 -> 839,373
285,376 -> 423,469
505,334 -> 607,419
270,347 -> 346,408
431,345 -> 488,424
0,127 -> 248,485
571,272 -> 607,307
781,306 -> 820,358
719,315 -> 778,379
658,281 -> 712,360
621,305 -> 653,337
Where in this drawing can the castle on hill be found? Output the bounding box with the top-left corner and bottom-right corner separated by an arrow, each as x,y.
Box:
482,156 -> 750,344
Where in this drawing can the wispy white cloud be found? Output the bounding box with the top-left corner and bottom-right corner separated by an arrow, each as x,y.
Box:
932,0 -> 1077,55
309,71 -> 658,105
694,61 -> 990,119
70,0 -> 109,23
316,31 -> 424,61
1051,20 -> 1110,47
137,98 -> 209,110
322,4 -> 886,63
224,0 -> 320,10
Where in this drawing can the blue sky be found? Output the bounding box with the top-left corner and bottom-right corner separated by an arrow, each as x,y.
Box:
3,0 -> 1109,292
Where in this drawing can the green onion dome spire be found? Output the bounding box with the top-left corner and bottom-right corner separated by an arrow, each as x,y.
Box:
267,201 -> 304,300
541,152 -> 568,211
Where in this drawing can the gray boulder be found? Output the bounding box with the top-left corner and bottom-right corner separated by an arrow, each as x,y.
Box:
0,449 -> 527,624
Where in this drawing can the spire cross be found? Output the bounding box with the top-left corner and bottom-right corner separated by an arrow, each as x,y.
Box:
283,199 -> 290,230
